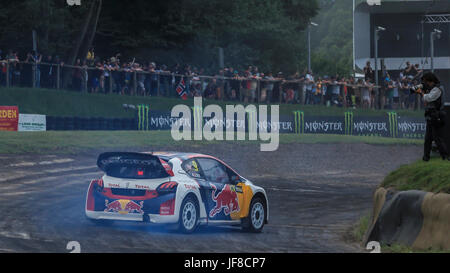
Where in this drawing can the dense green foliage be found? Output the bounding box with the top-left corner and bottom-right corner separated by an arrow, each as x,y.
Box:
311,0 -> 354,76
0,0 -> 320,74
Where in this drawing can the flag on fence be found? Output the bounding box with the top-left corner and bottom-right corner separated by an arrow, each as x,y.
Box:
176,78 -> 188,100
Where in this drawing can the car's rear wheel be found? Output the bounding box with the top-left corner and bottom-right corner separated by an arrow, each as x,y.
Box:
178,196 -> 199,233
242,197 -> 265,233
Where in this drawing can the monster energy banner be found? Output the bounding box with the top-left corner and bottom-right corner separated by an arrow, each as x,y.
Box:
293,111 -> 304,134
291,111 -> 425,138
192,105 -> 203,134
135,108 -> 426,139
137,104 -> 150,131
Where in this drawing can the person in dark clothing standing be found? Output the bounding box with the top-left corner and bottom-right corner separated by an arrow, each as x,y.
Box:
417,72 -> 449,161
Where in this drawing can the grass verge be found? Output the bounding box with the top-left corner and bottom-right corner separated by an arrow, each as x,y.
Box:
0,131 -> 421,154
381,158 -> 450,194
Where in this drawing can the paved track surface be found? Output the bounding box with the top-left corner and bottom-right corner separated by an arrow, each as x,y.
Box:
0,143 -> 421,253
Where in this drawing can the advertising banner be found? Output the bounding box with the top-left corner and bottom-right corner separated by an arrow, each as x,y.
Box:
0,106 -> 19,131
134,106 -> 426,139
18,114 -> 47,132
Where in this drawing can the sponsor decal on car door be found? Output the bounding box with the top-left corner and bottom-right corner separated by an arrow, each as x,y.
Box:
209,183 -> 240,219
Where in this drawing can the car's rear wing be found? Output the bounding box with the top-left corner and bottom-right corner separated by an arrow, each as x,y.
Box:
97,152 -> 174,179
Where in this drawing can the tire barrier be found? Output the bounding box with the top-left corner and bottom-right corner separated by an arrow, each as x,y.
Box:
364,187 -> 450,251
46,116 -> 136,131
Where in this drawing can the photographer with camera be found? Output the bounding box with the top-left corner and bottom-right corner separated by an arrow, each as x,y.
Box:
411,72 -> 449,161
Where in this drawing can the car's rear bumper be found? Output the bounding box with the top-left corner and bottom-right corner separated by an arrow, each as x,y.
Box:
85,210 -> 178,224
86,210 -> 144,221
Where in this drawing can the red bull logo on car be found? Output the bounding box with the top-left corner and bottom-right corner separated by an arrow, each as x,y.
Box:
209,184 -> 240,218
104,199 -> 144,214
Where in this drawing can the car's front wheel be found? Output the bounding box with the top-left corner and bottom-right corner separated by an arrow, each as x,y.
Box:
242,197 -> 266,233
178,196 -> 199,233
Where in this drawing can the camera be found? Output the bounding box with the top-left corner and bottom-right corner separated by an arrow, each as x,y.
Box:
410,84 -> 423,94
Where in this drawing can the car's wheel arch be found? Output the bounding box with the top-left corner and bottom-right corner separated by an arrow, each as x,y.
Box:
176,189 -> 204,220
249,192 -> 268,224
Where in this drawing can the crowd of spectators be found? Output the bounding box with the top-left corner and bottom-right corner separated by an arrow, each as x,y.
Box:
0,48 -> 425,110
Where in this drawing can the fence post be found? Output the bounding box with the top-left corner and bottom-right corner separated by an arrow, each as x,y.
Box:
257,79 -> 261,104
299,82 -> 303,105
57,64 -> 61,89
220,76 -> 225,101
279,82 -> 283,104
32,63 -> 36,88
5,61 -> 10,87
239,80 -> 243,102
133,71 -> 137,96
109,72 -> 113,94
83,67 -> 88,92
157,72 -> 160,97
200,77 -> 204,99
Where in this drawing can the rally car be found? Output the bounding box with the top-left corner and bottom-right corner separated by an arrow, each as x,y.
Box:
85,152 -> 269,233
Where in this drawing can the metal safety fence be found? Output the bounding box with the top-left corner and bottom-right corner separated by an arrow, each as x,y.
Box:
0,60 -> 423,110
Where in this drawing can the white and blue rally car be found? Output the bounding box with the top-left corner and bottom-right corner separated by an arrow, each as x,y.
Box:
85,152 -> 269,233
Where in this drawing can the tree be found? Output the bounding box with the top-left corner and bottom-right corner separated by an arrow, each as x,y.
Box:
309,0 -> 354,76
0,0 -> 319,75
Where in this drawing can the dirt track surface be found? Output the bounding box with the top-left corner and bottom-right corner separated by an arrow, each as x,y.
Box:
0,143 -> 421,253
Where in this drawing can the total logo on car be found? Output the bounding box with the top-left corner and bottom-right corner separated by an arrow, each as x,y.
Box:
85,152 -> 269,233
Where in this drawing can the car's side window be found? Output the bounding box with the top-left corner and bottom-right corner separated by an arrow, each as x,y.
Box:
182,159 -> 204,179
196,158 -> 231,184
